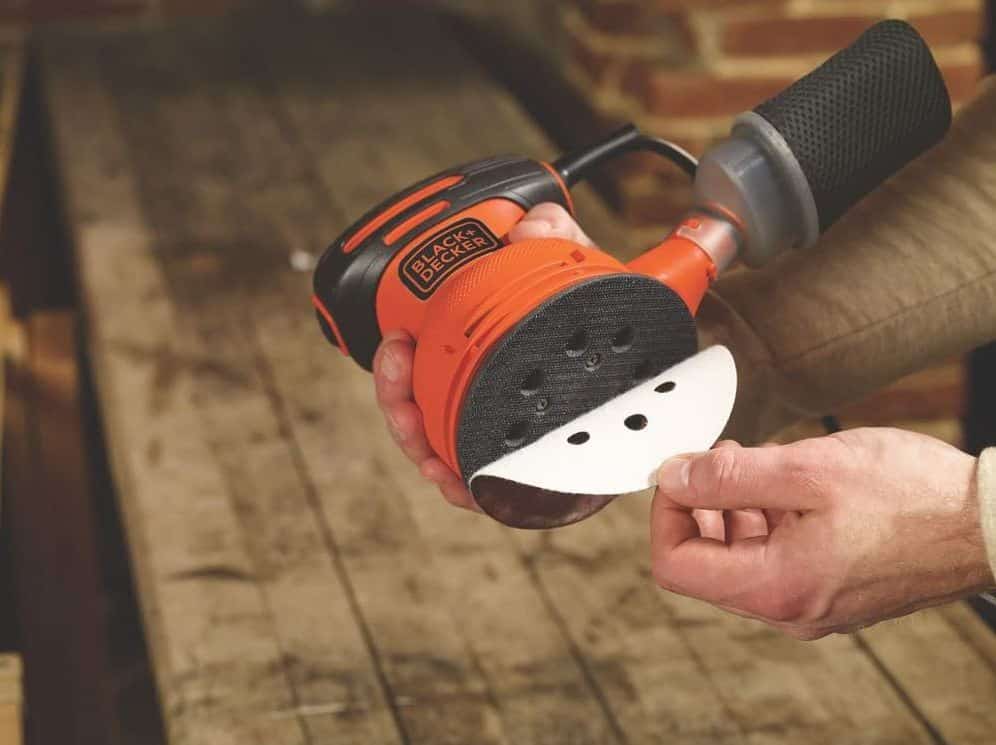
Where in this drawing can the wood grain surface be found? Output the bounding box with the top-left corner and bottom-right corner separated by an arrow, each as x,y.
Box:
39,9 -> 996,745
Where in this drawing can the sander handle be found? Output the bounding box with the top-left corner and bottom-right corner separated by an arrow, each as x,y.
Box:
694,19 -> 951,267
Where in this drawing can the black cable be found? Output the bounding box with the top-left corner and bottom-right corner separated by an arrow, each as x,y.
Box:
553,124 -> 697,186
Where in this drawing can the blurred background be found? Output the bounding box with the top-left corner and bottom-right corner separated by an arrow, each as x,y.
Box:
0,1 -> 991,744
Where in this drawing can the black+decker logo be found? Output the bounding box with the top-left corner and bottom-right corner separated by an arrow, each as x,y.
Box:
400,218 -> 501,299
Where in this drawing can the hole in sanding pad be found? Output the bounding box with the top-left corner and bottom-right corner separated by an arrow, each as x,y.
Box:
624,414 -> 648,431
505,422 -> 528,448
612,326 -> 635,353
520,369 -> 544,396
655,381 -> 676,393
567,431 -> 590,445
584,352 -> 602,371
565,329 -> 589,357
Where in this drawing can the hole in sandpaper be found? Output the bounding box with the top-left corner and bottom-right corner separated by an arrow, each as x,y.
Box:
567,431 -> 590,445
655,381 -> 676,393
611,326 -> 634,353
625,414 -> 648,431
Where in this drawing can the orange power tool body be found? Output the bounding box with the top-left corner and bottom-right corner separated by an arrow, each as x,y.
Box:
313,21 -> 952,528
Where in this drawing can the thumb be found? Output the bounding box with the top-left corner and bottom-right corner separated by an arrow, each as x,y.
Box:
655,445 -> 819,512
507,203 -> 595,247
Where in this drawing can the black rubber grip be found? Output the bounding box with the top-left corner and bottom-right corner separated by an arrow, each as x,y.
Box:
754,20 -> 951,232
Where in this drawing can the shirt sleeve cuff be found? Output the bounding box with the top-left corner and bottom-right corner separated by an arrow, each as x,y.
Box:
978,447 -> 996,577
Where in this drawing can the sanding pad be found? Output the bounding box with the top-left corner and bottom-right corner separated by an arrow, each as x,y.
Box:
455,274 -> 698,484
469,346 -> 737,528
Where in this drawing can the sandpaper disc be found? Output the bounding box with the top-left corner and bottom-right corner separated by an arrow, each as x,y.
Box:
455,274 -> 698,490
468,346 -> 737,528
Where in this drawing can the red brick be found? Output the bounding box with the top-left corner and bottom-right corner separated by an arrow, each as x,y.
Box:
719,14 -> 879,57
633,66 -> 795,117
909,9 -> 986,47
940,58 -> 984,103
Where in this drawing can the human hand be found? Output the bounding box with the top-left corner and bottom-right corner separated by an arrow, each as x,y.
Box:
651,428 -> 993,639
372,203 -> 595,511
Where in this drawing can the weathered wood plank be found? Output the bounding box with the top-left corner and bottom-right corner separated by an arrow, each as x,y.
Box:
19,311 -> 116,744
89,22 -> 516,745
859,604 -> 996,744
41,39 -> 349,745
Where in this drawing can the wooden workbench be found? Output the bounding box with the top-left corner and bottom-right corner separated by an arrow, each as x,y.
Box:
40,9 -> 996,745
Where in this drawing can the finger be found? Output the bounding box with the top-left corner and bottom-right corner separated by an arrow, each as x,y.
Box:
508,203 -> 595,247
373,331 -> 416,407
655,445 -> 820,512
421,458 -> 478,511
651,489 -> 771,604
692,509 -> 725,541
440,482 -> 479,512
648,487 -> 701,568
724,508 -> 769,542
383,399 -> 435,464
373,333 -> 436,464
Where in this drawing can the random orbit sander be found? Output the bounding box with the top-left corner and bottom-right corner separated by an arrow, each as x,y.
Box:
313,21 -> 952,529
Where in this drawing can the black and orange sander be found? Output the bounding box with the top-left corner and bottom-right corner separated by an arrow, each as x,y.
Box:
313,21 -> 951,529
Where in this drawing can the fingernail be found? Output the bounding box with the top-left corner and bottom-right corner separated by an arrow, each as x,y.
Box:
381,349 -> 401,383
657,457 -> 691,492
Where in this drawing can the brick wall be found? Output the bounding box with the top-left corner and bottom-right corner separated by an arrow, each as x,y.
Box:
563,0 -> 987,224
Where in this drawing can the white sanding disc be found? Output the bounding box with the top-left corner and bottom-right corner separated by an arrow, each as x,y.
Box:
470,345 -> 737,497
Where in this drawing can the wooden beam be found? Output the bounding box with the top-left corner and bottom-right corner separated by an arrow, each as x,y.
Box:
3,312 -> 116,745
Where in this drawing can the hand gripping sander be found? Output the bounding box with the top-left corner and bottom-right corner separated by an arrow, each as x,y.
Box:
312,20 -> 951,529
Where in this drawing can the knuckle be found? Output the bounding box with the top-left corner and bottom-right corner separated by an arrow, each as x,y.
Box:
695,447 -> 742,497
531,202 -> 568,220
760,592 -> 808,624
750,577 -> 818,624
